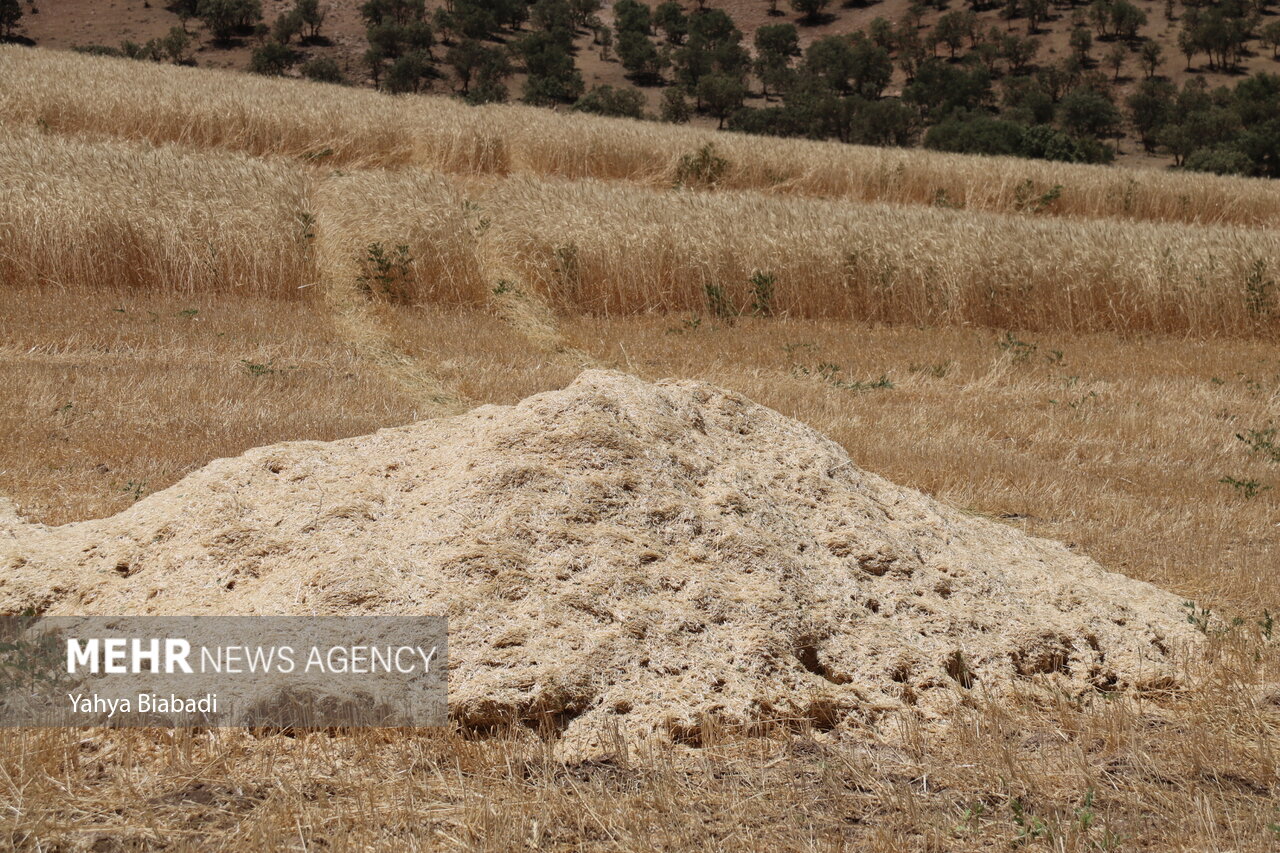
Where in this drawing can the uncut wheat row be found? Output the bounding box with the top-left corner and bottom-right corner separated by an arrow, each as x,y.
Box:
3,125 -> 1277,335
4,45 -> 1280,229
468,177 -> 1280,334
0,128 -> 313,296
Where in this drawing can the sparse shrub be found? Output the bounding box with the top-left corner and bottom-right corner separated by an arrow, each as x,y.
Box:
660,86 -> 693,123
574,85 -> 646,119
240,359 -> 276,376
301,56 -> 346,85
1244,260 -> 1275,318
356,241 -> 414,301
1219,476 -> 1270,499
120,479 -> 148,501
749,271 -> 776,317
910,362 -> 952,378
675,142 -> 728,188
249,40 -> 299,76
704,282 -> 737,321
1013,180 -> 1063,213
73,43 -> 125,57
1235,426 -> 1280,462
793,362 -> 894,391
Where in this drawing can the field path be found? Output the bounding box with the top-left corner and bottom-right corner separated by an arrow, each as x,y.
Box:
310,185 -> 472,418
470,213 -> 602,370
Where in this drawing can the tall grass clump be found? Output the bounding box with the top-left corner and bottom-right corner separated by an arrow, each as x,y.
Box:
0,128 -> 314,296
472,176 -> 1280,335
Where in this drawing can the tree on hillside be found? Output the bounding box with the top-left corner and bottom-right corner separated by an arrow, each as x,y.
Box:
934,11 -> 972,59
0,0 -> 21,39
868,17 -> 895,51
1058,86 -> 1120,137
1263,21 -> 1280,60
385,50 -> 438,92
654,1 -> 688,44
531,0 -> 575,35
272,10 -> 304,44
517,29 -> 584,104
574,84 -> 646,117
1139,39 -> 1162,77
1024,0 -> 1048,34
754,23 -> 800,98
1111,0 -> 1147,43
697,73 -> 746,127
791,0 -> 830,26
198,0 -> 263,43
301,56 -> 346,83
613,0 -> 652,37
160,26 -> 194,63
295,0 -> 328,40
804,35 -> 861,93
660,85 -> 693,122
250,39 -> 299,75
450,41 -> 512,103
1127,77 -> 1175,150
1104,41 -> 1127,80
803,34 -> 891,99
568,0 -> 603,29
360,0 -> 424,28
1069,26 -> 1093,63
446,38 -> 488,92
1001,33 -> 1039,74
617,29 -> 665,82
432,0 -> 524,42
671,9 -> 748,101
902,59 -> 992,119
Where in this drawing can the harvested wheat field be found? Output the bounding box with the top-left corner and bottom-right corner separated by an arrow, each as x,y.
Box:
1,44 -> 1279,853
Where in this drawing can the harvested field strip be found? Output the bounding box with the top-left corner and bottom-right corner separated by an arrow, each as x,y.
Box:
474,176 -> 1280,335
5,46 -> 1280,229
0,128 -> 315,297
4,286 -> 1275,614
0,286 -> 577,525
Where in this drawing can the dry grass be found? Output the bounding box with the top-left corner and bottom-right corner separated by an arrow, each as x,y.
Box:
7,289 -> 1276,610
478,176 -> 1280,334
3,42 -> 1280,851
7,45 -> 1280,229
1,288 -> 1278,850
0,128 -> 313,296
469,102 -> 1280,229
18,126 -> 1277,336
0,46 -> 420,168
1,655 -> 1278,852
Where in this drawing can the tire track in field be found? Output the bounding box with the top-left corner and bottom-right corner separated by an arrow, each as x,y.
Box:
310,186 -> 471,417
469,211 -> 602,370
